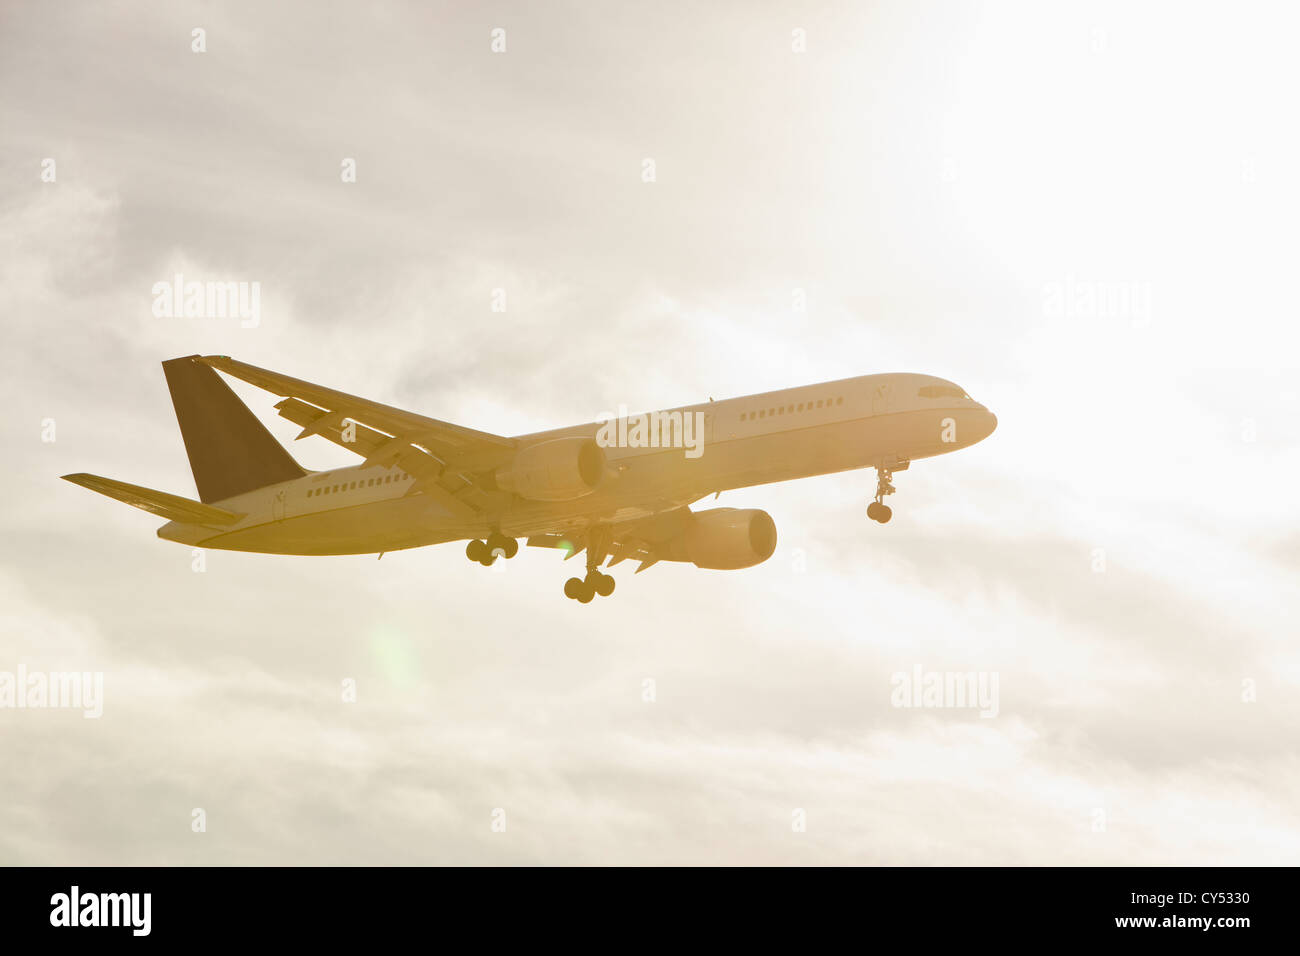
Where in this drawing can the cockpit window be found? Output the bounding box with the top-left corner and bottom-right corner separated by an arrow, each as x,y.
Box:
918,385 -> 968,400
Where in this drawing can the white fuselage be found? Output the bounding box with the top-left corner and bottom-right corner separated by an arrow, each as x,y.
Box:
158,372 -> 996,555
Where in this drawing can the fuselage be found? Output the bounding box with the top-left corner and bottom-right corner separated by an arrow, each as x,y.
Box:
158,372 -> 996,555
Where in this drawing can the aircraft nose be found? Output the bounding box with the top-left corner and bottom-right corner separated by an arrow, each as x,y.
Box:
981,407 -> 998,439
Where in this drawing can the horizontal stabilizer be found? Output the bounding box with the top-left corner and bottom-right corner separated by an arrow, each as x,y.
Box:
62,473 -> 245,527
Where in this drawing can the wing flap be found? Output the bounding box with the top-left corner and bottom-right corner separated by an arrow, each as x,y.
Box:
272,397 -> 481,518
525,505 -> 710,574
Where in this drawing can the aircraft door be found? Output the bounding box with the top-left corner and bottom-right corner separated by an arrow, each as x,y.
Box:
871,382 -> 893,416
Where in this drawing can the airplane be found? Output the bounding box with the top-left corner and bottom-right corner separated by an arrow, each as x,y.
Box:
62,356 -> 997,602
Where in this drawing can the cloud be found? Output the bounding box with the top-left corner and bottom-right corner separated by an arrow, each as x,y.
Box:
2,0 -> 1298,864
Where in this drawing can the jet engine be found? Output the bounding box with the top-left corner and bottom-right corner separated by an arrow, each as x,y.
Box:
663,507 -> 778,570
495,437 -> 605,502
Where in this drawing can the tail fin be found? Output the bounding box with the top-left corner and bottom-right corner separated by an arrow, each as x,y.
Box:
162,355 -> 306,503
62,473 -> 244,526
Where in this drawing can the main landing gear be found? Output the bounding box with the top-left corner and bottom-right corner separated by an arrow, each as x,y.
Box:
563,570 -> 615,604
563,525 -> 616,603
465,532 -> 518,566
868,464 -> 897,523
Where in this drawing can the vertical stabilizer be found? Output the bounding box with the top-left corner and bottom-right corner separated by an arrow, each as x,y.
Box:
162,355 -> 306,503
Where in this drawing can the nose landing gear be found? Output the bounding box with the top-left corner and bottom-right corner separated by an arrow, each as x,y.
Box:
868,462 -> 904,523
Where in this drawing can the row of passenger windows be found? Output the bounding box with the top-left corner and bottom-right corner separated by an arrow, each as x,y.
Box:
307,473 -> 411,497
739,395 -> 844,422
918,385 -> 968,399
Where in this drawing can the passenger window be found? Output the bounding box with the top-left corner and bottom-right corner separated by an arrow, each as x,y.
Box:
918,385 -> 966,399
837,396 -> 843,405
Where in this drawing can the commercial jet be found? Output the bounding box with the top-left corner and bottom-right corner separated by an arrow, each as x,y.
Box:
62,356 -> 997,602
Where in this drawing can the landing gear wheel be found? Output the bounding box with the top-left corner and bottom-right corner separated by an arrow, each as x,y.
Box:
567,570 -> 613,602
867,501 -> 883,521
876,504 -> 892,523
565,577 -> 595,602
487,532 -> 518,559
466,539 -> 486,562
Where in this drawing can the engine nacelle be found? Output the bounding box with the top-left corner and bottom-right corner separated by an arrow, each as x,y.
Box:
495,437 -> 605,502
665,508 -> 778,570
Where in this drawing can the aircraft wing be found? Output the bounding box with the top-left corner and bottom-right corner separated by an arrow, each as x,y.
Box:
527,505 -> 702,573
197,355 -> 516,517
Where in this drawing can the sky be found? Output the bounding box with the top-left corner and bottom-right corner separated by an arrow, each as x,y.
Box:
1,0 -> 1298,864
